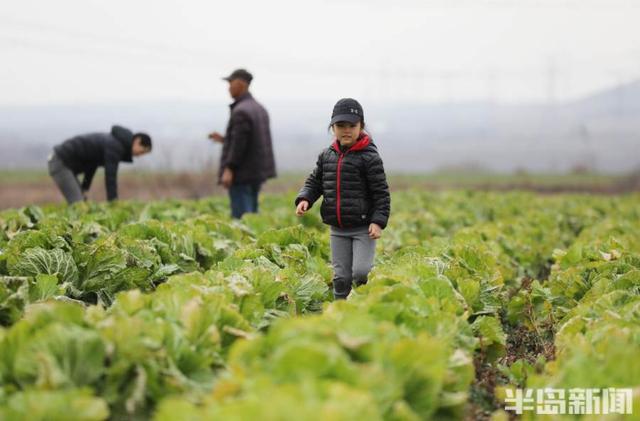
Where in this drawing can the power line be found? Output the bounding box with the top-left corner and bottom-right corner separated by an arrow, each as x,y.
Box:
0,17 -> 222,59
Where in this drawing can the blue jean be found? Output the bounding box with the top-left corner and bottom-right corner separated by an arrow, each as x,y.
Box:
229,183 -> 262,219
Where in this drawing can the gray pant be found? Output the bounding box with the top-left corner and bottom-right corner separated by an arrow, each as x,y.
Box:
330,226 -> 377,299
48,152 -> 83,204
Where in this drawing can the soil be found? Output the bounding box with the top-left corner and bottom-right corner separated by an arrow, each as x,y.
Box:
466,276 -> 557,421
2,171 -> 638,210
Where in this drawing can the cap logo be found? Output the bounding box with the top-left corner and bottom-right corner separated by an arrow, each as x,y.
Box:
351,108 -> 358,114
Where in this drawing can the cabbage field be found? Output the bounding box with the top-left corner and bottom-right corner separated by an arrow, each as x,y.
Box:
0,191 -> 639,420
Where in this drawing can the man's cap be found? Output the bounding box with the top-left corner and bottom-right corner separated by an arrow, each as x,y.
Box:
330,98 -> 364,125
222,69 -> 253,84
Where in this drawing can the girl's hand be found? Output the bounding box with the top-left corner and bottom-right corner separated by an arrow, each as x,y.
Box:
369,223 -> 382,239
296,200 -> 309,216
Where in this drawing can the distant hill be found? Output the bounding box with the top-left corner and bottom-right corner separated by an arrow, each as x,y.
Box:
567,79 -> 640,119
1,81 -> 639,173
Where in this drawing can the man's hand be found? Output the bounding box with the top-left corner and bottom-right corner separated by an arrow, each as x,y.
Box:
221,167 -> 234,189
296,200 -> 309,216
368,223 -> 382,239
208,132 -> 224,144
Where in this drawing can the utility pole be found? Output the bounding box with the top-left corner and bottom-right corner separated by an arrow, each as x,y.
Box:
546,56 -> 557,105
486,69 -> 499,103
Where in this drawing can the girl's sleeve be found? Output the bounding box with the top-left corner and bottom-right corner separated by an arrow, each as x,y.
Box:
295,152 -> 324,207
365,153 -> 391,229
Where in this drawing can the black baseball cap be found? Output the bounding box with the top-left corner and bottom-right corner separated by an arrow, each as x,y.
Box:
222,69 -> 253,84
330,98 -> 364,125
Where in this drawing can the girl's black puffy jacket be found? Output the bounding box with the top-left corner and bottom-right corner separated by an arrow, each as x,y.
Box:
295,134 -> 391,229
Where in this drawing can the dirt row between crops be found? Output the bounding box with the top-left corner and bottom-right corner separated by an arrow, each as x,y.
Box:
2,172 -> 639,210
466,275 -> 557,421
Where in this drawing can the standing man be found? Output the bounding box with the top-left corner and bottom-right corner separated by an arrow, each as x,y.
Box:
48,125 -> 152,203
208,68 -> 276,219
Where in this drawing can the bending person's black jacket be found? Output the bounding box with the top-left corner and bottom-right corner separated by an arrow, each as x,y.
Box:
295,133 -> 391,229
54,125 -> 134,201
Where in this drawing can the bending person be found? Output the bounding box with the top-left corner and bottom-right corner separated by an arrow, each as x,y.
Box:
48,125 -> 152,203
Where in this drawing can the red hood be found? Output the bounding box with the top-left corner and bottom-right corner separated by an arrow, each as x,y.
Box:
332,133 -> 370,154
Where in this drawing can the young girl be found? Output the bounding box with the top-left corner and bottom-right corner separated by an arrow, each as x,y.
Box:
295,98 -> 391,299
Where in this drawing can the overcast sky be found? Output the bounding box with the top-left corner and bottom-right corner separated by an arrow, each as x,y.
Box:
1,0 -> 639,106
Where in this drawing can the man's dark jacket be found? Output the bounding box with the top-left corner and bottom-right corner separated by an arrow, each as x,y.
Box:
53,125 -> 133,201
295,134 -> 391,229
219,93 -> 277,185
